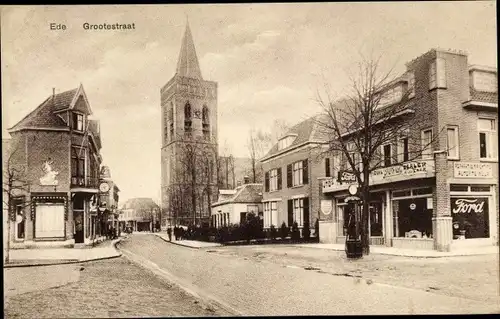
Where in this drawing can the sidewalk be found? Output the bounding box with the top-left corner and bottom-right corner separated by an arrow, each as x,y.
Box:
294,243 -> 499,258
4,238 -> 123,268
154,232 -> 222,248
155,233 -> 498,257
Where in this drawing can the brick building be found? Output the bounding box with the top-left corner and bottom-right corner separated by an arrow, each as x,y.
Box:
6,85 -> 108,248
161,21 -> 218,227
99,166 -> 120,234
260,116 -> 329,232
119,198 -> 160,232
320,48 -> 498,252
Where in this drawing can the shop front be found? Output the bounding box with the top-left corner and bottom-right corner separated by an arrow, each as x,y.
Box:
449,183 -> 497,248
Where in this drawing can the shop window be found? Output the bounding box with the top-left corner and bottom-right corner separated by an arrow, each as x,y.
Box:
393,197 -> 433,238
478,118 -> 497,159
35,203 -> 65,238
451,197 -> 489,239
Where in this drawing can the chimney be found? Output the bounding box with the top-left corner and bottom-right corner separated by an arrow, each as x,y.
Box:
52,88 -> 55,99
243,175 -> 250,184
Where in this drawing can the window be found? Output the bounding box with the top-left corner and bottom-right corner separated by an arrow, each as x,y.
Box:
71,147 -> 86,186
393,197 -> 433,238
451,197 -> 489,239
264,202 -> 278,228
35,204 -> 65,238
421,129 -> 433,159
398,132 -> 409,163
446,126 -> 460,159
269,169 -> 279,192
15,201 -> 25,240
202,105 -> 209,124
429,57 -> 446,90
382,144 -> 392,167
72,113 -> 84,131
478,118 -> 497,159
292,161 -> 303,186
378,85 -> 403,109
325,158 -> 331,177
293,198 -> 304,227
240,212 -> 247,225
184,102 -> 192,133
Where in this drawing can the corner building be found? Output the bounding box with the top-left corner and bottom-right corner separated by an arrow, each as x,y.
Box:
161,22 -> 218,226
320,49 -> 498,252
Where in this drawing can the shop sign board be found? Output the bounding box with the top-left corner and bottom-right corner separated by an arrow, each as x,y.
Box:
371,160 -> 430,183
451,198 -> 487,214
453,162 -> 493,179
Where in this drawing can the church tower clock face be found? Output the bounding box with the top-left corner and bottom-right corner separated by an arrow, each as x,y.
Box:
194,109 -> 202,119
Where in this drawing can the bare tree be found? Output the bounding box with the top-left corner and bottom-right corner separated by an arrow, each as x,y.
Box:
314,55 -> 444,255
247,121 -> 290,183
2,140 -> 31,264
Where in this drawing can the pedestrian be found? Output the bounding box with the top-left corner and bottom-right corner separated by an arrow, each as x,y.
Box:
174,226 -> 179,240
167,227 -> 172,241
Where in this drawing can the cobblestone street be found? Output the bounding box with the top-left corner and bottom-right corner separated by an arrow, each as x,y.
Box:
212,244 -> 500,304
4,257 -> 228,318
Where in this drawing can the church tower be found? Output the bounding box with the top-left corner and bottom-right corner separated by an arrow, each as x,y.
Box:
161,21 -> 218,227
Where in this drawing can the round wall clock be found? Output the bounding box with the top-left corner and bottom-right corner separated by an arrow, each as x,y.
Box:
99,182 -> 110,193
348,184 -> 358,196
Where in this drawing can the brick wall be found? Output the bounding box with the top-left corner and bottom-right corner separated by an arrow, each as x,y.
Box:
262,144 -> 325,227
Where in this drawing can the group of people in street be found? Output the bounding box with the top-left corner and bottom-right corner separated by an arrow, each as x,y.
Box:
166,226 -> 191,241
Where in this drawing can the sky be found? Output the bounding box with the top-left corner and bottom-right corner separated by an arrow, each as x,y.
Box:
1,2 -> 497,204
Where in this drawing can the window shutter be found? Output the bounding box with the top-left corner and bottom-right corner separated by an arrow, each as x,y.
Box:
325,158 -> 331,177
277,168 -> 282,190
287,164 -> 292,188
303,197 -> 310,226
288,200 -> 293,226
302,159 -> 309,184
264,172 -> 269,192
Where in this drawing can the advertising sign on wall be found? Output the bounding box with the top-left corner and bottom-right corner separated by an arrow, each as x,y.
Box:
453,162 -> 493,179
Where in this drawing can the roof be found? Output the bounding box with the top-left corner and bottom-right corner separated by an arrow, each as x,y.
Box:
212,183 -> 263,207
176,22 -> 203,80
8,86 -> 89,132
469,87 -> 498,104
261,114 -> 329,161
122,197 -> 160,211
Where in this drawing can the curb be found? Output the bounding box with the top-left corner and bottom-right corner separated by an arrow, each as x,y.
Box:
119,246 -> 242,316
296,245 -> 498,259
154,233 -> 203,249
4,239 -> 123,268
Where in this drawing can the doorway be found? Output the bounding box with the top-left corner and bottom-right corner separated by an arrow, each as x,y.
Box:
74,210 -> 84,243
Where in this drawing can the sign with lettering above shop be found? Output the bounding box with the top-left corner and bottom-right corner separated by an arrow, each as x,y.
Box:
453,162 -> 493,179
337,170 -> 356,183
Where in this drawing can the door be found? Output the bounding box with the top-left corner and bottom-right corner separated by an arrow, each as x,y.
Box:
74,211 -> 84,243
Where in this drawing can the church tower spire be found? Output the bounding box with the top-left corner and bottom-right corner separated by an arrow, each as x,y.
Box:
176,20 -> 203,80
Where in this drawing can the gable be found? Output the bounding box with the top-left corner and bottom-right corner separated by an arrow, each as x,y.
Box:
73,95 -> 90,115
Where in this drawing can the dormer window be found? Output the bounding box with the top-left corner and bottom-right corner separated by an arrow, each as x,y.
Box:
376,84 -> 403,109
72,113 -> 85,131
278,134 -> 297,150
